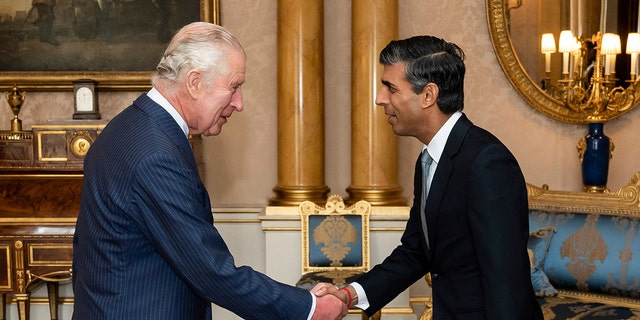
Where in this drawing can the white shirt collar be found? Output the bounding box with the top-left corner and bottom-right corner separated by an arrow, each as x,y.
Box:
147,87 -> 189,137
422,111 -> 463,164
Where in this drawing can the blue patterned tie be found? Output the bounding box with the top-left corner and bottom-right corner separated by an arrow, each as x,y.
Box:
420,150 -> 433,249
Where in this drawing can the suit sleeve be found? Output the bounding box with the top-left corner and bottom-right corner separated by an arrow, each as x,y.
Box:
356,156 -> 430,315
128,151 -> 312,320
467,144 -> 533,319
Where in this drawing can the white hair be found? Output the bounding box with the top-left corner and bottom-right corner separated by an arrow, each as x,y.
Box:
151,22 -> 245,88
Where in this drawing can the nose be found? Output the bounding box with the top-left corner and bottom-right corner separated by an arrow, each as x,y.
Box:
231,88 -> 244,112
375,87 -> 388,107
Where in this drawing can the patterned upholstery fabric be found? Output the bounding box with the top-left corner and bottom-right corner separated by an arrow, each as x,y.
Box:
528,226 -> 559,297
538,297 -> 640,319
307,214 -> 363,267
529,209 -> 640,318
529,210 -> 640,298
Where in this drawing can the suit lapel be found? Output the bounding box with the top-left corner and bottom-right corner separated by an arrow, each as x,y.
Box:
425,114 -> 472,253
133,94 -> 198,170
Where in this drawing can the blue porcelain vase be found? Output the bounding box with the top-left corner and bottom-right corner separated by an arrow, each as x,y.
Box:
579,122 -> 613,192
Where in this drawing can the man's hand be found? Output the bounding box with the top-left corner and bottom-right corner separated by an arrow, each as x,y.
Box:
312,282 -> 355,307
311,293 -> 348,320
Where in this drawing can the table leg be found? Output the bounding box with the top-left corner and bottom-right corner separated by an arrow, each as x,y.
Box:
47,282 -> 59,320
15,293 -> 29,320
0,293 -> 6,320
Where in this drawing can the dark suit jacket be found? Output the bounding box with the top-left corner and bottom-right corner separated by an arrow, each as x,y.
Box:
72,94 -> 312,319
356,114 -> 543,320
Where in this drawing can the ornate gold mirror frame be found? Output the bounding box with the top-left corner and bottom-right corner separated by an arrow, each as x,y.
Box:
486,0 -> 640,124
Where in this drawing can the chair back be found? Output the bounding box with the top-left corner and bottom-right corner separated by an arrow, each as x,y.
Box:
299,195 -> 370,275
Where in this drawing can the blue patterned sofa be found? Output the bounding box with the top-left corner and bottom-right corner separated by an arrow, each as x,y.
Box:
527,172 -> 640,319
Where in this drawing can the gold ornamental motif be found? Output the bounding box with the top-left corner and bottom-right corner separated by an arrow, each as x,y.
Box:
313,215 -> 358,267
68,131 -> 94,158
6,85 -> 26,132
560,214 -> 608,290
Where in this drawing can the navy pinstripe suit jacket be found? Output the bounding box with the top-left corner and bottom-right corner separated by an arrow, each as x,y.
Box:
72,94 -> 312,319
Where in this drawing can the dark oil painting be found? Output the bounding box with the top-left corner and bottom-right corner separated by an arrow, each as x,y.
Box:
0,0 -> 200,72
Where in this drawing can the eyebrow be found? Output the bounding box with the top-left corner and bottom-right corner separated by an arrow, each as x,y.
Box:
381,79 -> 396,89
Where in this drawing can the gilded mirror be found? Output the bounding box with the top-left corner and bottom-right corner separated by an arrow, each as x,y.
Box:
487,0 -> 640,124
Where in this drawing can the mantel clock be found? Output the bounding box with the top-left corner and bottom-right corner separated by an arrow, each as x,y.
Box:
73,79 -> 100,120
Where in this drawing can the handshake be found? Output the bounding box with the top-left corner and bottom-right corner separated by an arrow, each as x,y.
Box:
309,282 -> 357,320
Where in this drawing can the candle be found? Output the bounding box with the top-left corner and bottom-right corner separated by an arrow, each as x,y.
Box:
626,33 -> 640,77
545,53 -> 551,73
558,31 -> 575,75
540,33 -> 556,74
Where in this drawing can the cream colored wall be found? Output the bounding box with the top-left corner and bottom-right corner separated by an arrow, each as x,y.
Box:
3,0 -> 640,203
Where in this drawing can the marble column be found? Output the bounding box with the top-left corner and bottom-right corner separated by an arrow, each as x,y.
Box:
347,0 -> 405,206
270,0 -> 329,206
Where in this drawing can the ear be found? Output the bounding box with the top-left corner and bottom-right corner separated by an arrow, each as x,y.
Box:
185,69 -> 203,99
421,83 -> 439,109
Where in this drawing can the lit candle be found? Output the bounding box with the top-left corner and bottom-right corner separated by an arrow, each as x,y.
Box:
601,33 -> 620,76
558,30 -> 575,75
540,33 -> 556,73
626,33 -> 640,78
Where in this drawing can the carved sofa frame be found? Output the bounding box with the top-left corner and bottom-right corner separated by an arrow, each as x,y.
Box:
526,172 -> 640,318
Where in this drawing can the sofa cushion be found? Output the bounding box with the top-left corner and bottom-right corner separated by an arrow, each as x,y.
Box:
528,226 -> 556,269
528,226 -> 558,297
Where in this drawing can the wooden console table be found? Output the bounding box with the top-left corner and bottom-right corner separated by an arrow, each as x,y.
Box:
0,121 -> 202,320
0,122 -> 103,320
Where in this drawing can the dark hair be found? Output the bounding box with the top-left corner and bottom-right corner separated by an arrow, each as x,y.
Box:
379,35 -> 466,113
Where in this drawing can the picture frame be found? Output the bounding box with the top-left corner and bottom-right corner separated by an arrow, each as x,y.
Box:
0,0 -> 219,91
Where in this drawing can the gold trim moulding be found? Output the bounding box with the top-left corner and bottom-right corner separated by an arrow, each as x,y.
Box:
378,307 -> 416,315
0,218 -> 77,224
4,297 -> 74,305
526,171 -> 640,217
1,244 -> 11,290
31,123 -> 107,130
261,227 -> 300,232
261,227 -> 406,232
410,296 -> 431,305
212,207 -> 263,214
29,245 -> 73,266
0,174 -> 84,179
370,227 -> 406,232
557,290 -> 640,309
213,219 -> 261,224
0,131 -> 33,141
264,205 -> 410,217
344,306 -> 415,316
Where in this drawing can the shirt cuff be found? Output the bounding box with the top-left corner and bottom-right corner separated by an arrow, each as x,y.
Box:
351,282 -> 370,310
307,292 -> 317,320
